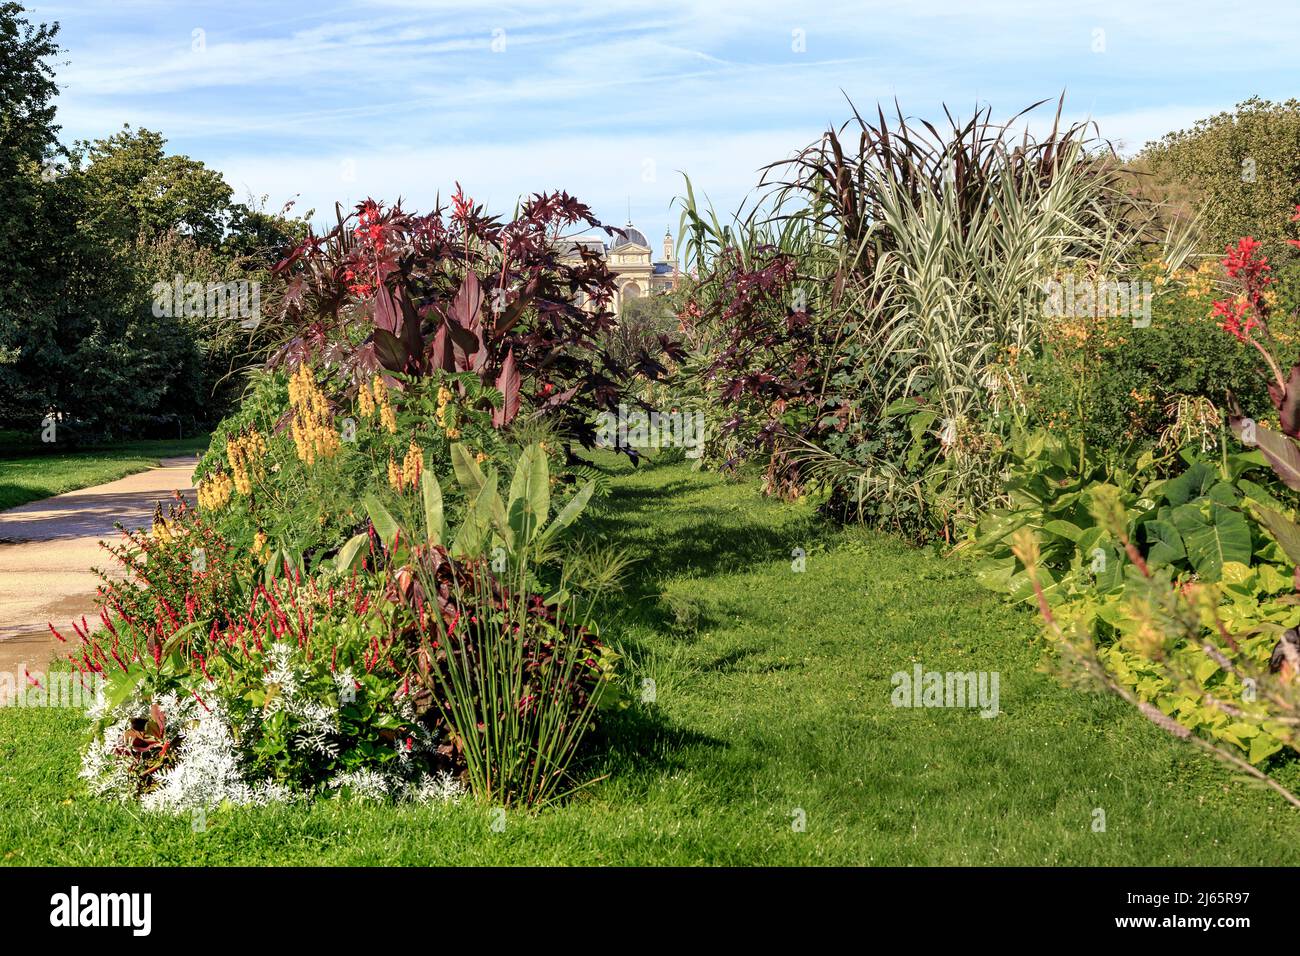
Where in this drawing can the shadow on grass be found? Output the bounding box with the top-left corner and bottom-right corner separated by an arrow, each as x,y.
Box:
564,460 -> 828,784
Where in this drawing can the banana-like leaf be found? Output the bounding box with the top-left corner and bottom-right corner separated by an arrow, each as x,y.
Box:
263,549 -> 281,589
481,481 -> 513,552
335,532 -> 369,572
1233,420 -> 1300,491
420,471 -> 445,546
450,442 -> 487,498
540,479 -> 595,547
452,484 -> 496,557
363,493 -> 400,550
507,443 -> 550,544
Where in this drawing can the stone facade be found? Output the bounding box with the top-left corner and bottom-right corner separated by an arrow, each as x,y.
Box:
560,222 -> 679,314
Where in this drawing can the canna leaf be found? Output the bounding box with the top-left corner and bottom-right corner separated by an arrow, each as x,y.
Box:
507,443 -> 549,544
335,532 -> 369,572
1231,420 -> 1300,491
420,470 -> 445,546
450,443 -> 487,498
363,494 -> 400,550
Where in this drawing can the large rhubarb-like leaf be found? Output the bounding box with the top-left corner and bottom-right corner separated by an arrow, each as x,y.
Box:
1170,501 -> 1252,581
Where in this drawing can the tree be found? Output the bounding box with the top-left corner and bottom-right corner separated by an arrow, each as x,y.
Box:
0,5 -> 310,438
73,126 -> 236,249
0,2 -> 66,428
1141,98 -> 1300,254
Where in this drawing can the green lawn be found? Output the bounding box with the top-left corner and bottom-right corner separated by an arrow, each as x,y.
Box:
0,433 -> 210,511
2,454 -> 1297,865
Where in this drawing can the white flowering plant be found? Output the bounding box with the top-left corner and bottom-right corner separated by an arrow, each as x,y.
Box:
72,550 -> 463,810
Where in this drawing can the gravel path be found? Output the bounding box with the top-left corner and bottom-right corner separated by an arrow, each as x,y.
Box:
0,456 -> 197,696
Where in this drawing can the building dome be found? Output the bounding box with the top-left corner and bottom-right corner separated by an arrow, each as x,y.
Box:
611,221 -> 649,250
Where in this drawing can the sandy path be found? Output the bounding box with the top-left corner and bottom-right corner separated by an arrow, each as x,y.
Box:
0,456 -> 198,697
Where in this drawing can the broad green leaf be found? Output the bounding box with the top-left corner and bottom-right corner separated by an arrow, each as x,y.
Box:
973,556 -> 1016,592
1218,561 -> 1256,596
1193,655 -> 1221,684
103,668 -> 145,716
363,493 -> 400,549
1171,501 -> 1252,581
1142,518 -> 1185,567
1237,423 -> 1300,491
1247,501 -> 1300,565
1249,732 -> 1283,765
160,620 -> 204,658
420,470 -> 444,546
1226,449 -> 1268,479
1208,481 -> 1239,505
263,550 -> 280,589
1256,562 -> 1294,594
335,532 -> 369,572
1041,519 -> 1083,542
1163,460 -> 1216,506
451,505 -> 490,558
541,479 -> 595,546
1238,477 -> 1287,511
507,443 -> 549,544
450,443 -> 487,497
480,481 -> 512,551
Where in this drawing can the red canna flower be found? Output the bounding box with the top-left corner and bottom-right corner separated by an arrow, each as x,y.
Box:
1212,298 -> 1258,342
451,182 -> 472,223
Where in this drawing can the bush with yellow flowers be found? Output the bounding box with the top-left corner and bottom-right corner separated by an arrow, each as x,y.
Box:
288,365 -> 341,465
195,366 -> 516,564
1022,259 -> 1284,455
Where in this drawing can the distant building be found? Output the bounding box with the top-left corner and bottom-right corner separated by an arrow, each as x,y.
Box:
559,222 -> 679,314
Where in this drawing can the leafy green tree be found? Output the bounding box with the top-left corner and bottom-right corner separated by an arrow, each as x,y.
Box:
0,3 -> 307,437
0,2 -> 67,428
1141,98 -> 1300,254
73,126 -> 236,249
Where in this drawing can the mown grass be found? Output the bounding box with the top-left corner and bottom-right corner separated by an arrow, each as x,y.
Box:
1,454 -> 1297,865
0,433 -> 210,511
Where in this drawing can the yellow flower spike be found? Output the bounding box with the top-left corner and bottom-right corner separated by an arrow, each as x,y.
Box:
358,379 -> 375,418
401,439 -> 423,489
387,456 -> 403,493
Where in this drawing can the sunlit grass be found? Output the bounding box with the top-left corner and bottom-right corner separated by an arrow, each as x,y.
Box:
0,434 -> 209,511
0,454 -> 1296,865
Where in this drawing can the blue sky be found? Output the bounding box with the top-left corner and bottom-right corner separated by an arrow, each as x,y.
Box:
29,0 -> 1300,245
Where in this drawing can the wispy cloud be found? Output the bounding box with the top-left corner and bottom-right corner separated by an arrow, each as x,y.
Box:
29,0 -> 1300,239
